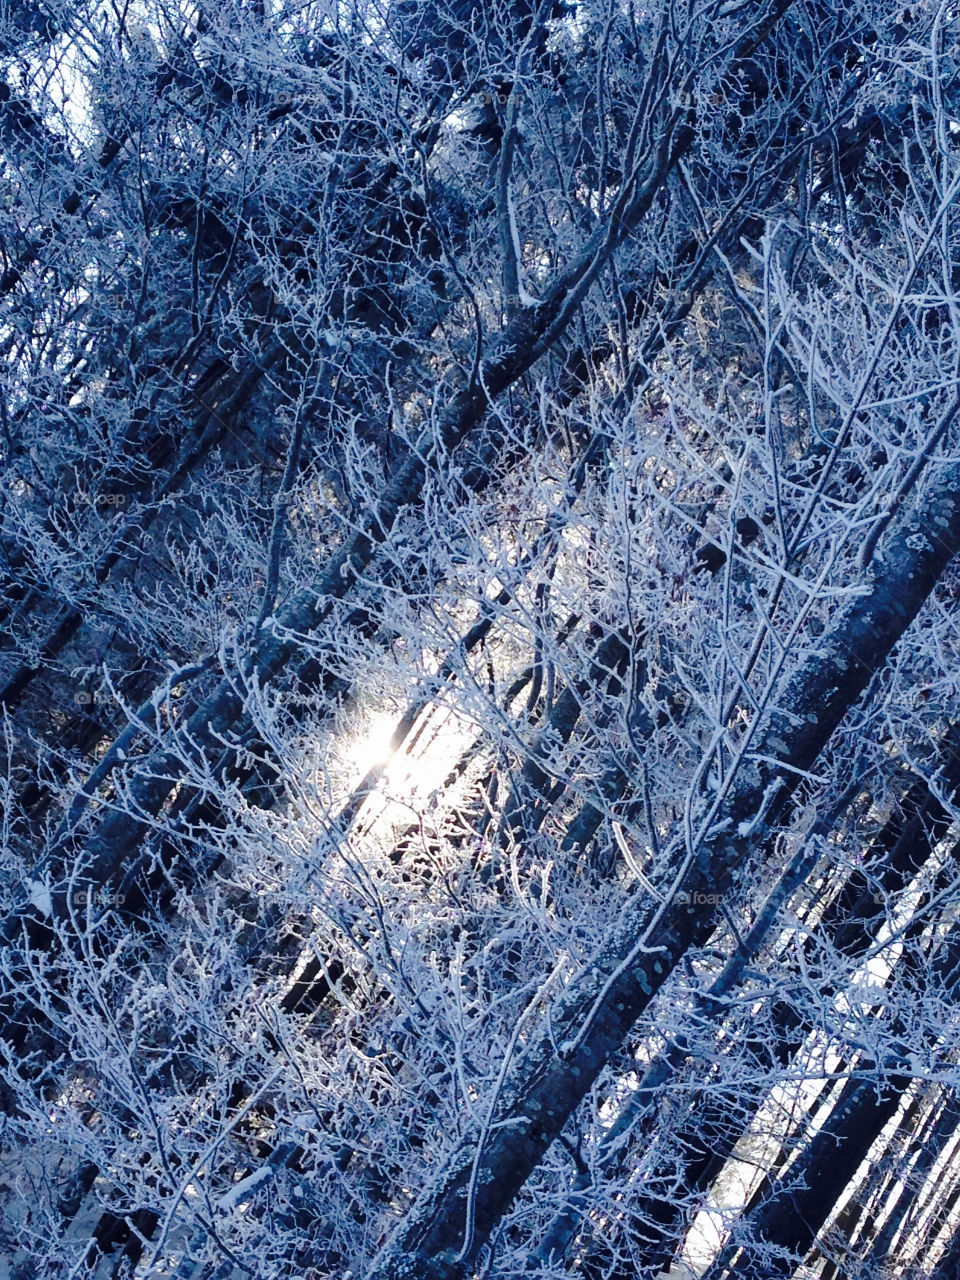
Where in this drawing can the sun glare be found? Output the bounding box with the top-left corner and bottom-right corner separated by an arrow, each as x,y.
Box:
344,704 -> 479,814
346,711 -> 398,779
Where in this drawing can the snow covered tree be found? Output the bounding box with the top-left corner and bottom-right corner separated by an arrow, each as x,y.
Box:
2,1 -> 960,1278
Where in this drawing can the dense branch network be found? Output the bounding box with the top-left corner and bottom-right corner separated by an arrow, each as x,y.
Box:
1,2 -> 960,1279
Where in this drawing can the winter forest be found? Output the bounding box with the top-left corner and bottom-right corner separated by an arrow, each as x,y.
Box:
5,0 -> 960,1277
